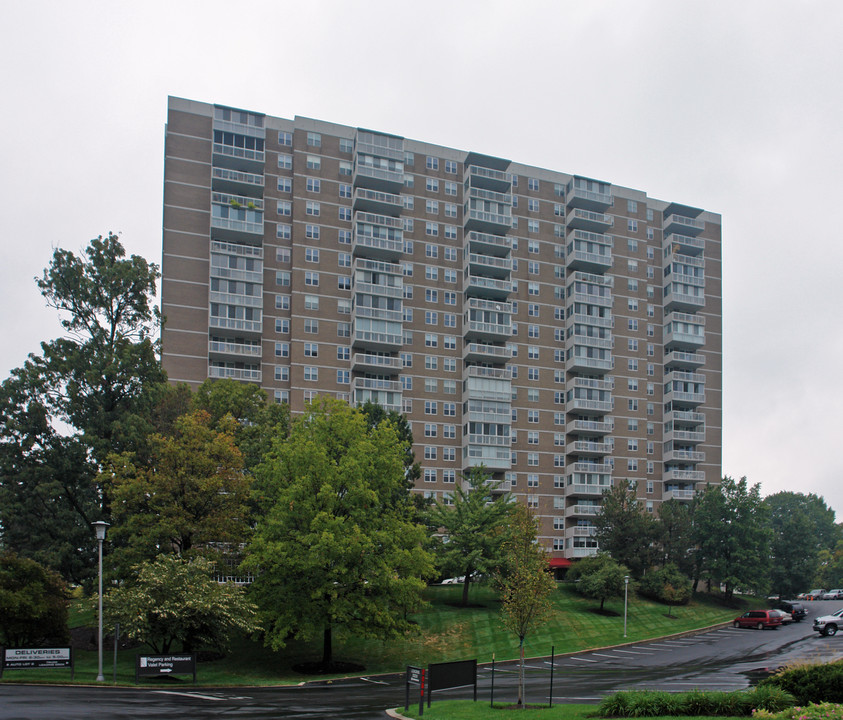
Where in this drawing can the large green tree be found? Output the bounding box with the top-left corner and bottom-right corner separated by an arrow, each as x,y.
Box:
764,491 -> 838,598
428,466 -> 515,606
496,505 -> 556,708
104,410 -> 249,579
244,397 -> 435,671
104,555 -> 259,654
654,499 -> 696,577
192,378 -> 289,471
0,234 -> 165,584
593,482 -> 658,578
568,553 -> 631,612
0,552 -> 69,647
693,477 -> 772,600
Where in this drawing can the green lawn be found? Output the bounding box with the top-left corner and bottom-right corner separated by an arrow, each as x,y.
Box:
0,583 -> 742,686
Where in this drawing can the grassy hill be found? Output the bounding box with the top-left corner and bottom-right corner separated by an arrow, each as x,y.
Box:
3,583 -> 742,686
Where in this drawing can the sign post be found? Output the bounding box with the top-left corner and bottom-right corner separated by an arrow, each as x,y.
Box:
135,654 -> 196,684
406,665 -> 424,716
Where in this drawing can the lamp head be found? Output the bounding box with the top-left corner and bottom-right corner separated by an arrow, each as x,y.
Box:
92,521 -> 109,541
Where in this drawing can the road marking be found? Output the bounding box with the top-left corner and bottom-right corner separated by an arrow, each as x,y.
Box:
570,656 -> 598,663
152,691 -> 226,702
590,653 -> 623,659
361,677 -> 389,685
614,649 -> 652,655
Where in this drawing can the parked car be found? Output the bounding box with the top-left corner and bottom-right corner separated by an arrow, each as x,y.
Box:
805,589 -> 828,601
769,609 -> 793,625
733,610 -> 783,630
796,592 -> 808,600
812,608 -> 843,636
822,589 -> 843,600
775,600 -> 808,622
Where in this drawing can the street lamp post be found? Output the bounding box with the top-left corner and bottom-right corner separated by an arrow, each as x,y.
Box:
92,521 -> 109,683
623,575 -> 630,638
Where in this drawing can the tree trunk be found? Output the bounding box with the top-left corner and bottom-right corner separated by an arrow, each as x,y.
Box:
518,637 -> 525,707
600,596 -> 605,612
461,571 -> 472,607
322,624 -> 332,671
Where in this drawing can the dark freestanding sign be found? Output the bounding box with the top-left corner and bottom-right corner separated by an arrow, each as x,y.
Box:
427,659 -> 477,707
1,648 -> 74,679
135,654 -> 196,683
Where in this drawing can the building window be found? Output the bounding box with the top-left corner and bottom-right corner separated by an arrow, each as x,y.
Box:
304,319 -> 319,334
424,401 -> 438,415
306,132 -> 321,147
278,154 -> 292,170
305,271 -> 319,286
426,156 -> 439,170
304,366 -> 318,382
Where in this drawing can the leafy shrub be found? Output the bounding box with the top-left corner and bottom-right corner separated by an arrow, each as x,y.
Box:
597,687 -> 795,717
639,564 -> 692,606
759,660 -> 843,704
752,702 -> 843,720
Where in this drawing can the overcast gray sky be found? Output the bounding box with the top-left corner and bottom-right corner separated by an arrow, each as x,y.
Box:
2,0 -> 841,515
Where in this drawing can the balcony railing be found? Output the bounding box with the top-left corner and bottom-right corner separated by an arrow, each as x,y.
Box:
208,366 -> 261,382
351,353 -> 403,372
463,342 -> 513,361
209,340 -> 262,358
565,504 -> 601,517
209,291 -> 262,308
209,317 -> 261,333
352,377 -> 402,392
567,419 -> 613,435
664,469 -> 705,482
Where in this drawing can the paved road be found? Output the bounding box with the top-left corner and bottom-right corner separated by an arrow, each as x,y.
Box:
2,601 -> 842,719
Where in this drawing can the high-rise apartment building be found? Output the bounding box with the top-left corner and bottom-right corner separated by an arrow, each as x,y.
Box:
161,96 -> 722,561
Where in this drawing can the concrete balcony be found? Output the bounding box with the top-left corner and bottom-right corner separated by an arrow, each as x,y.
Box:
208,366 -> 261,382
208,340 -> 262,360
664,429 -> 705,444
664,389 -> 706,406
463,342 -> 513,363
464,365 -> 512,382
211,166 -> 264,197
464,274 -> 512,300
209,316 -> 261,335
566,419 -> 614,436
567,247 -> 613,272
664,448 -> 706,463
464,444 -> 511,470
210,216 -> 263,243
566,526 -> 598,539
351,328 -> 403,352
465,230 -> 512,257
565,504 -> 602,518
569,440 -> 613,455
464,208 -> 512,234
664,328 -> 705,350
663,232 -> 705,256
566,208 -> 613,232
664,350 -> 705,368
663,469 -> 705,483
353,163 -> 404,193
665,369 -> 705,384
567,290 -> 613,308
212,142 -> 265,173
568,312 -> 613,330
663,214 -> 704,236
352,187 -> 403,215
352,377 -> 402,393
665,409 -> 705,425
567,483 -> 611,497
567,353 -> 614,374
570,546 -> 599,558
566,397 -> 613,415
355,139 -> 404,162
663,488 -> 697,502
351,352 -> 403,374
664,285 -> 706,311
566,334 -> 614,351
466,252 -> 512,277
465,165 -> 512,193
209,291 -> 262,309
352,305 -> 403,324
566,186 -> 612,211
